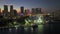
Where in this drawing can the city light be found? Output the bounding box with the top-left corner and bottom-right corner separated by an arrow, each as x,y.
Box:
37,17 -> 43,23
33,15 -> 44,25
25,19 -> 30,26
9,28 -> 12,32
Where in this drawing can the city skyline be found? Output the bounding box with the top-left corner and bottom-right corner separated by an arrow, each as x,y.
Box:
0,0 -> 60,12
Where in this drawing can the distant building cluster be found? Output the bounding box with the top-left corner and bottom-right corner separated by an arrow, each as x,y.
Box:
0,5 -> 42,19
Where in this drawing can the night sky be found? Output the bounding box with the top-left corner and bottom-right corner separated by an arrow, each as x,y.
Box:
0,0 -> 60,12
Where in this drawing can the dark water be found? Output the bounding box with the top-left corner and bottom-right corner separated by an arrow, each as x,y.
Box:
0,26 -> 43,34
0,23 -> 59,34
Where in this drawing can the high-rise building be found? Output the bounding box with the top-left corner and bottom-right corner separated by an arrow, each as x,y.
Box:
0,8 -> 1,15
39,8 -> 41,13
10,5 -> 13,11
4,5 -> 8,11
20,6 -> 24,14
3,5 -> 8,16
10,5 -> 13,16
32,8 -> 36,15
32,8 -> 41,15
13,9 -> 17,16
36,8 -> 41,14
25,9 -> 31,16
19,6 -> 24,16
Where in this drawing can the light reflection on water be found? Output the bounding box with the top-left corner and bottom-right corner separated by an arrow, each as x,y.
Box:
9,28 -> 12,32
0,25 -> 43,34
